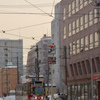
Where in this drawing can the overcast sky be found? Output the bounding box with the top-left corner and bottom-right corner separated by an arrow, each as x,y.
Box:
0,0 -> 61,64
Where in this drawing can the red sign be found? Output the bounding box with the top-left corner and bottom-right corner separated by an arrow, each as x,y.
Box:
48,57 -> 56,64
93,74 -> 100,80
48,45 -> 55,54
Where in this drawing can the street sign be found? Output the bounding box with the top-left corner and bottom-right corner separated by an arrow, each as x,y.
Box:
48,57 -> 56,64
48,45 -> 56,54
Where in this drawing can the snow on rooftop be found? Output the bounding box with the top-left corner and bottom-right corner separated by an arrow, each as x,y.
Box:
45,84 -> 56,86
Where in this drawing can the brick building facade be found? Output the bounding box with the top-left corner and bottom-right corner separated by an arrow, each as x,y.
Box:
0,66 -> 17,96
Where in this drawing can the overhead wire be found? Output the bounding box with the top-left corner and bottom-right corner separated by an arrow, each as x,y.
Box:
24,0 -> 53,17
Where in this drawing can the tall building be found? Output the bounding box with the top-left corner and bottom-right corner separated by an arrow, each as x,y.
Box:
0,39 -> 23,82
26,35 -> 51,83
51,3 -> 62,93
0,66 -> 17,96
61,0 -> 100,99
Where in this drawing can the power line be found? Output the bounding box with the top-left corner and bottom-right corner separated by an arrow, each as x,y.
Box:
24,0 -> 53,17
3,22 -> 51,32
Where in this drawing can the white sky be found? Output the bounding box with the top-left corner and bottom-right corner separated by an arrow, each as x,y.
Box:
0,0 -> 61,64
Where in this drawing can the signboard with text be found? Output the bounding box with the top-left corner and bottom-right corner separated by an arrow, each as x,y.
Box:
48,57 -> 56,64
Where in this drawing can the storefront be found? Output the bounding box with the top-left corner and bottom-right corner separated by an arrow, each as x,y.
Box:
67,81 -> 98,100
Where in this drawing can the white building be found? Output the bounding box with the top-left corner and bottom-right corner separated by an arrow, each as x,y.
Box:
37,34 -> 51,83
0,39 -> 23,83
51,3 -> 62,93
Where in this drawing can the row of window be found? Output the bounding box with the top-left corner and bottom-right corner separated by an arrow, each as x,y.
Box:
68,0 -> 92,17
69,32 -> 98,56
68,8 -> 99,37
67,82 -> 97,100
70,56 -> 100,77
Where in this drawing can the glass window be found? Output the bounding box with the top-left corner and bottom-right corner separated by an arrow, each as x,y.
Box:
69,23 -> 72,36
85,36 -> 88,51
90,33 -> 93,49
89,10 -> 93,26
77,39 -> 80,54
84,0 -> 88,6
94,9 -> 98,24
72,21 -> 75,35
89,0 -> 92,3
76,0 -> 79,12
80,16 -> 84,31
84,14 -> 88,29
76,19 -> 79,33
94,32 -> 98,47
63,8 -> 66,20
63,26 -> 66,39
80,38 -> 84,52
72,1 -> 75,14
80,0 -> 83,9
69,43 -> 72,56
68,4 -> 71,17
73,41 -> 76,55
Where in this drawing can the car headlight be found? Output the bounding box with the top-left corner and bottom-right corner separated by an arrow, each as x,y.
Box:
35,97 -> 37,99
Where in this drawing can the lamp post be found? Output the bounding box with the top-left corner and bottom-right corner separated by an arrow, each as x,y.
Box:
73,43 -> 93,100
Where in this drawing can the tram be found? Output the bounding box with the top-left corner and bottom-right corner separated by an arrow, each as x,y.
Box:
15,81 -> 45,100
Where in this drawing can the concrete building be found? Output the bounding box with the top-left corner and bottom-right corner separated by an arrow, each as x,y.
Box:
51,3 -> 62,93
0,66 -> 17,96
26,35 -> 51,83
60,0 -> 100,99
0,39 -> 23,83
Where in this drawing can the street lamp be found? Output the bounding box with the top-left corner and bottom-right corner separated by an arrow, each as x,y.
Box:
72,43 -> 93,100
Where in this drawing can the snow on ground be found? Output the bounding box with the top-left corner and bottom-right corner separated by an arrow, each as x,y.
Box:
3,95 -> 15,100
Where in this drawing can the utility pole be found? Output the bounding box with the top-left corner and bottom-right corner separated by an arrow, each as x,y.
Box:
47,64 -> 50,95
36,45 -> 39,80
17,55 -> 19,84
64,46 -> 67,94
64,46 -> 67,85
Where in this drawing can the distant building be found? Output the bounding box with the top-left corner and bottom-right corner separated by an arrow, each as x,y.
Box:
0,66 -> 17,96
26,34 -> 51,83
0,39 -> 23,83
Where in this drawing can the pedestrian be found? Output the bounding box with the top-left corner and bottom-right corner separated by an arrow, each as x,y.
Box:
45,95 -> 49,100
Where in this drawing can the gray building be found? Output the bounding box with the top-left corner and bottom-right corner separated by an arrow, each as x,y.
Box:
0,39 -> 23,82
26,35 -> 51,83
51,3 -> 62,93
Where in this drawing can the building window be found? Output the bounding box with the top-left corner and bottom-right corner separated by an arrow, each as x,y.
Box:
94,9 -> 98,24
76,19 -> 79,33
63,8 -> 66,20
89,10 -> 93,26
80,38 -> 84,52
76,0 -> 79,12
84,0 -> 88,6
84,14 -> 88,29
69,43 -> 72,56
72,1 -> 75,14
89,33 -> 93,49
85,36 -> 88,51
69,23 -> 72,36
73,41 -> 76,55
68,4 -> 71,17
76,39 -> 80,54
63,26 -> 66,39
94,32 -> 98,47
80,16 -> 84,31
89,0 -> 92,3
72,21 -> 75,35
80,0 -> 83,9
